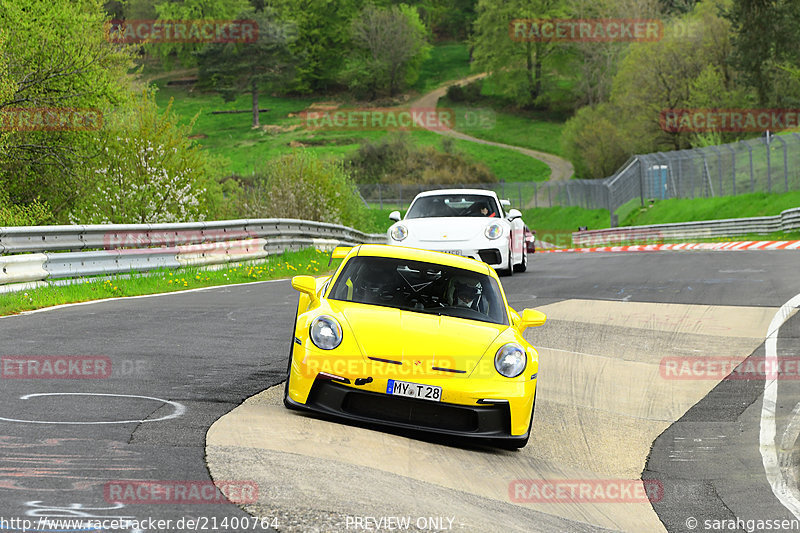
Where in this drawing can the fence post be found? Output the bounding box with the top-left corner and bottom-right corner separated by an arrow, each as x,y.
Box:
638,157 -> 645,206
742,141 -> 754,192
765,139 -> 772,193
607,182 -> 615,228
378,184 -> 383,210
775,136 -> 789,192
725,144 -> 736,196
518,182 -> 522,208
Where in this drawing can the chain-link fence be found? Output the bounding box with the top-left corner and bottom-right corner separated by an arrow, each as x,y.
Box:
359,133 -> 800,227
357,179 -> 609,211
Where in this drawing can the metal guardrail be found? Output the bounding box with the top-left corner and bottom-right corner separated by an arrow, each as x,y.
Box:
572,207 -> 800,246
0,219 -> 387,292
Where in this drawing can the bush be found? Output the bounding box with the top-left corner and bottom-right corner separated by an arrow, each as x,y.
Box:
446,80 -> 483,103
0,190 -> 53,226
69,91 -> 224,224
346,134 -> 495,185
560,103 -> 630,179
239,151 -> 368,230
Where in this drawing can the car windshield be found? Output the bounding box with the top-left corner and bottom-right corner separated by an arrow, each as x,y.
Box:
405,194 -> 500,219
329,256 -> 508,325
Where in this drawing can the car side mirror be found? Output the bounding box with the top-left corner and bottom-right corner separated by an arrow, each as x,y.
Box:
507,208 -> 522,221
389,211 -> 401,222
518,309 -> 546,331
291,275 -> 319,303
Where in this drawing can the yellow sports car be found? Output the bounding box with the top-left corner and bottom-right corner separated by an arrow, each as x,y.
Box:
284,244 -> 546,448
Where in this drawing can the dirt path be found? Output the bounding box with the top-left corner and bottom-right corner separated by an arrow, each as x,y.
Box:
411,74 -> 574,182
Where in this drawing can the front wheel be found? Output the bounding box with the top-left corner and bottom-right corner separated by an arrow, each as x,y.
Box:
501,246 -> 514,277
283,310 -> 300,410
514,249 -> 527,273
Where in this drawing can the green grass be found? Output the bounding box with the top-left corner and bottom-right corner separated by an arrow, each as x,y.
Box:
156,82 -> 551,182
413,42 -> 471,92
621,191 -> 800,226
441,97 -> 567,158
0,248 -> 340,317
514,190 -> 800,247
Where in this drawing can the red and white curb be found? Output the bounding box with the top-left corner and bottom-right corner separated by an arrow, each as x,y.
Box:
540,241 -> 800,254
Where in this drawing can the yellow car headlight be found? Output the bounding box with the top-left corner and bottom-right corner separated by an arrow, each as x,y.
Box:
310,315 -> 342,350
494,343 -> 526,378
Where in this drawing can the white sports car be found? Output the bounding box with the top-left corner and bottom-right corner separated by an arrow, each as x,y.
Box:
387,189 -> 528,275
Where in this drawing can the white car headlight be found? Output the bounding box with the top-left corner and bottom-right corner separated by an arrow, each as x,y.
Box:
391,225 -> 408,241
494,343 -> 526,378
310,315 -> 342,350
485,223 -> 503,240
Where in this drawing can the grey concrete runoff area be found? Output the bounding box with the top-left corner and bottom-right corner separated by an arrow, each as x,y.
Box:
0,251 -> 799,532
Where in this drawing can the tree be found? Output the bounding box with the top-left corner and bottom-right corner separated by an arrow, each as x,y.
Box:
563,0 -> 661,106
413,0 -> 478,40
560,103 -> 630,179
149,0 -> 250,66
0,0 -> 134,217
195,9 -> 296,127
727,0 -> 800,106
269,0 -> 365,93
69,92 -> 223,224
343,4 -> 431,97
241,151 -> 367,229
471,0 -> 567,108
609,0 -> 740,151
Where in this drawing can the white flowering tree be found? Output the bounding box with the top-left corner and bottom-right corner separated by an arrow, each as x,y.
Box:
70,92 -> 222,224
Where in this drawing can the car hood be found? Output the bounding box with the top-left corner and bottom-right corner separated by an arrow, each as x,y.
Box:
399,217 -> 503,242
335,303 -> 505,376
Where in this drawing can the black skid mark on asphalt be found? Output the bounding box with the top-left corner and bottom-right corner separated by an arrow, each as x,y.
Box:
643,312 -> 800,531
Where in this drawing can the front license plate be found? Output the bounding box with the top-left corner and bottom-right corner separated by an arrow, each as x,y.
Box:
439,250 -> 462,255
387,380 -> 442,402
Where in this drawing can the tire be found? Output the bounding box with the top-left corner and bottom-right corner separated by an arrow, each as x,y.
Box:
283,309 -> 300,410
514,249 -> 527,273
501,246 -> 514,277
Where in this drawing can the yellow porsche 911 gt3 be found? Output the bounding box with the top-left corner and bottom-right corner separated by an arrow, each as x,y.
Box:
284,244 -> 546,448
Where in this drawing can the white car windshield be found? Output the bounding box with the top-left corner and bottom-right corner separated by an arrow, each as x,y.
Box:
329,256 -> 508,325
405,194 -> 500,219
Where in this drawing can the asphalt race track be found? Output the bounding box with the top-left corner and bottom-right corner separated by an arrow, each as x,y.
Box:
1,251 -> 799,532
